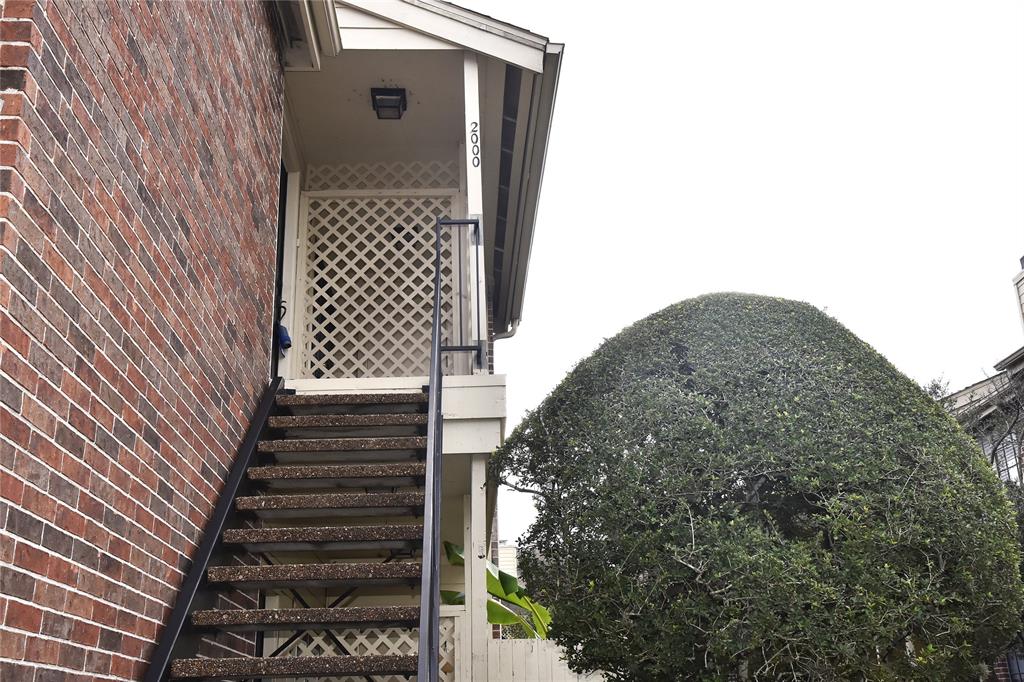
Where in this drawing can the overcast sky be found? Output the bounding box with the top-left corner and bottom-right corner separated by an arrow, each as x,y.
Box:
465,1 -> 1024,543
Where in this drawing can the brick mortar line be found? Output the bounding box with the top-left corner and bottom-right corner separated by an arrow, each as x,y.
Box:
0,592 -> 155,657
0,234 -> 241,502
0,658 -> 128,681
0,384 -> 216,562
18,22 -> 286,382
0,529 -> 174,623
0,270 -> 241,539
2,160 -> 261,489
0,360 -> 220,555
0,217 -> 250,484
0,437 -> 202,591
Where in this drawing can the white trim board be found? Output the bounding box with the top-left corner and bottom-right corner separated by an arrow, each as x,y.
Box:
336,0 -> 547,72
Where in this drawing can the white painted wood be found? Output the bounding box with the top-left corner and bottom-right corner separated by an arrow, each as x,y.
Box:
303,188 -> 460,199
469,453 -> 489,680
285,372 -> 505,394
537,638 -> 551,682
297,192 -> 456,378
338,0 -> 546,72
489,639 -> 606,681
336,5 -> 395,29
463,53 -> 483,217
310,0 -> 341,56
340,27 -> 459,50
306,159 -> 459,192
440,420 -> 502,455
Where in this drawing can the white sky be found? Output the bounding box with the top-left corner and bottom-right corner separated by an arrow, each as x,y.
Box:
465,1 -> 1024,542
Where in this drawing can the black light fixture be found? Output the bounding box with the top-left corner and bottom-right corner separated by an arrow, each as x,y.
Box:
371,87 -> 407,120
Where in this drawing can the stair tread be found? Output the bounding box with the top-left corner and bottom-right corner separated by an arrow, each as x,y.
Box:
207,562 -> 421,584
191,605 -> 419,628
170,654 -> 418,679
236,492 -> 424,511
277,392 -> 427,406
223,524 -> 423,544
258,436 -> 426,453
248,463 -> 426,481
269,413 -> 427,428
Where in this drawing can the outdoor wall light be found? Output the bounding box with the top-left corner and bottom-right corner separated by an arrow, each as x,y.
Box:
371,88 -> 407,120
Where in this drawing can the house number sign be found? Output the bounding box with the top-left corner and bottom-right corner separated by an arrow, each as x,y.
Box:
469,122 -> 481,167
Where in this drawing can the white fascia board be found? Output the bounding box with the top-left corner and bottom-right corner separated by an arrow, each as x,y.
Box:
337,0 -> 546,72
499,44 -> 563,337
311,0 -> 342,56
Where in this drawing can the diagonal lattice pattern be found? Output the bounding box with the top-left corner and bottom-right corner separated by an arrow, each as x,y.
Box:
300,195 -> 457,379
278,617 -> 457,682
305,160 -> 459,192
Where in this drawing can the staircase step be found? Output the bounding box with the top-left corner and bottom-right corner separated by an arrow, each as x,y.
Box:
170,654 -> 418,679
277,393 -> 427,407
258,436 -> 426,457
236,492 -> 424,518
207,562 -> 421,588
269,413 -> 428,428
191,605 -> 419,632
222,524 -> 423,551
247,462 -> 426,489
256,437 -> 426,464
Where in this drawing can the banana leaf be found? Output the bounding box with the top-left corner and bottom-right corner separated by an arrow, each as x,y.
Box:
441,540 -> 552,638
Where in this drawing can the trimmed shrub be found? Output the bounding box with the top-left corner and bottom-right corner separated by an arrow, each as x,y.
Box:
492,293 -> 1022,681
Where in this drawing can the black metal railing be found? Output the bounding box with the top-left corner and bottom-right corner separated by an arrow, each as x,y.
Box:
143,377 -> 283,682
417,217 -> 482,681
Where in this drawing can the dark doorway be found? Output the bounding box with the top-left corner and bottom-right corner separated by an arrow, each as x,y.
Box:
270,164 -> 288,380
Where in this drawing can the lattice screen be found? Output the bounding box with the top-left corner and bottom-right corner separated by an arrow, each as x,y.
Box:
274,617 -> 457,682
298,159 -> 470,380
306,160 -> 459,192
300,196 -> 461,379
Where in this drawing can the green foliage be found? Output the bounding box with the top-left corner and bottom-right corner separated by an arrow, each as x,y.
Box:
439,541 -> 552,638
491,293 -> 1023,681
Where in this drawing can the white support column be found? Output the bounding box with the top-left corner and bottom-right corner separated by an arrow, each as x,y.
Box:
469,451 -> 489,679
463,51 -> 483,217
463,52 -> 488,372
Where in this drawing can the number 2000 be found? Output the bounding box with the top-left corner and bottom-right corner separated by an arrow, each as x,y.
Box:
469,122 -> 481,168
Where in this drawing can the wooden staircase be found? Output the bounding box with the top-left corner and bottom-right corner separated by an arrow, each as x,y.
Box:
149,386 -> 435,681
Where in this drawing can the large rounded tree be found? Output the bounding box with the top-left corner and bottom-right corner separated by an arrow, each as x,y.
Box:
492,293 -> 1022,681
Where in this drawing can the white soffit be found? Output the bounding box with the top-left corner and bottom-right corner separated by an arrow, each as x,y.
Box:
335,0 -> 548,72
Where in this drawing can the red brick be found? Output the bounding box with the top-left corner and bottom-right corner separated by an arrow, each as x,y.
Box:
5,599 -> 43,632
1,0 -> 283,671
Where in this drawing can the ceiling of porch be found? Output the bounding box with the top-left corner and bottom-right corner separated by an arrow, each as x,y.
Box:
284,49 -> 465,165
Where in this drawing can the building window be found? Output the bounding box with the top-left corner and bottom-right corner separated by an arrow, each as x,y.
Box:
981,431 -> 1021,483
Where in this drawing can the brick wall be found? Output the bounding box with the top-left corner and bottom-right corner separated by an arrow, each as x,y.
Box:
0,0 -> 283,679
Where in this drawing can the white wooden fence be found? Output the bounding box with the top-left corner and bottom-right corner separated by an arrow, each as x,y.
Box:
486,639 -> 605,682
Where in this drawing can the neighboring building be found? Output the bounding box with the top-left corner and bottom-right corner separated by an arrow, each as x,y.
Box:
1,1 -> 585,680
497,540 -> 519,581
945,255 -> 1024,682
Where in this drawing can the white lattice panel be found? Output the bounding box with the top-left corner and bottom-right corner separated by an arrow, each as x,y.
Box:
306,160 -> 459,192
277,617 -> 457,682
300,195 -> 461,379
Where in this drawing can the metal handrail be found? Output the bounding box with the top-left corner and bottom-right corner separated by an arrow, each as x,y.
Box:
144,376 -> 283,682
417,217 -> 481,681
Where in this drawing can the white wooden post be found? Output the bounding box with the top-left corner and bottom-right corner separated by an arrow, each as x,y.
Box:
463,52 -> 483,217
463,51 -> 488,373
469,452 -> 488,679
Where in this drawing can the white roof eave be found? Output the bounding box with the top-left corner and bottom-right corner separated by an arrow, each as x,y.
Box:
336,0 -> 548,72
499,43 -> 563,337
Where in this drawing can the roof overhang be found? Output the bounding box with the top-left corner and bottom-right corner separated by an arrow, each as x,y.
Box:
337,0 -> 549,73
995,345 -> 1024,373
490,44 -> 562,337
281,0 -> 562,336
